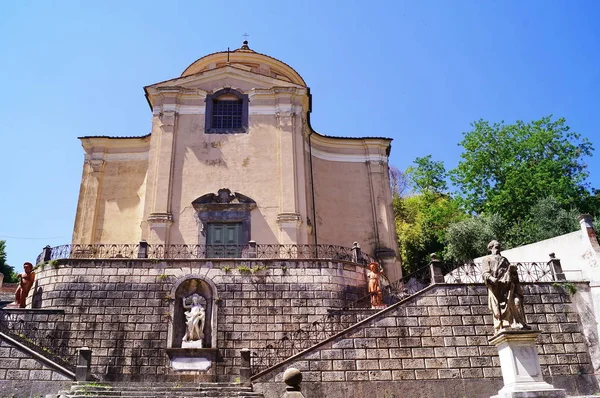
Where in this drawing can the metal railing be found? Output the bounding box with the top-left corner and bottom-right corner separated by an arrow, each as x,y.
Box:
36,243 -> 375,265
250,291 -> 375,376
251,256 -> 569,376
0,310 -> 76,370
444,261 -> 556,283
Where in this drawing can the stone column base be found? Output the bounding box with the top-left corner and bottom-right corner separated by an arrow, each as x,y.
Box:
489,330 -> 566,398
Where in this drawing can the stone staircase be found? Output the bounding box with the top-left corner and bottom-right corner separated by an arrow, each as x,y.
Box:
58,382 -> 265,398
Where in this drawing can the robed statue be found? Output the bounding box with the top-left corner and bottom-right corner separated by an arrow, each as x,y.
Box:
182,293 -> 206,347
481,240 -> 530,333
367,262 -> 384,308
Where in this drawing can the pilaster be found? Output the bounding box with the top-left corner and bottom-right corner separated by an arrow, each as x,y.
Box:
148,105 -> 177,244
275,89 -> 303,244
72,157 -> 105,244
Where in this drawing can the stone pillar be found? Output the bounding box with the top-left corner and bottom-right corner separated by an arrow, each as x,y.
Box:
429,253 -> 445,284
281,368 -> 305,398
240,348 -> 251,382
351,242 -> 362,264
579,214 -> 600,258
75,347 -> 92,381
42,245 -> 52,263
137,240 -> 148,259
548,253 -> 566,281
489,331 -> 566,398
247,241 -> 257,259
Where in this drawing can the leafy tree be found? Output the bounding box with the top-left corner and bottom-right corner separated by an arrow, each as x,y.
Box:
406,155 -> 448,194
444,213 -> 507,262
507,196 -> 580,247
393,157 -> 465,273
451,116 -> 595,222
0,240 -> 18,283
396,193 -> 465,272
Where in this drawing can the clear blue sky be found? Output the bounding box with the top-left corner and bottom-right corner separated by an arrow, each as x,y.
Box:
1,0 -> 599,271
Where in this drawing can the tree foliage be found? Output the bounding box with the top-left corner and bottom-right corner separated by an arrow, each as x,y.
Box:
392,116 -> 597,269
444,213 -> 506,262
0,240 -> 18,283
451,116 -> 595,221
394,158 -> 465,273
406,155 -> 448,194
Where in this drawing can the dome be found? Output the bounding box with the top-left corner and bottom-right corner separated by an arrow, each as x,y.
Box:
180,41 -> 307,86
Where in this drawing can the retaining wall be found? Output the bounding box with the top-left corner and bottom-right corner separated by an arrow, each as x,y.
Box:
253,283 -> 599,398
25,258 -> 368,381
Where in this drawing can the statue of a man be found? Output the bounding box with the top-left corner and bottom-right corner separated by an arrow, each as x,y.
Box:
15,262 -> 35,308
481,240 -> 530,333
182,294 -> 206,347
367,262 -> 384,308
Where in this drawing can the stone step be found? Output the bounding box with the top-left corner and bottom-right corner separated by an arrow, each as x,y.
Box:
60,382 -> 265,398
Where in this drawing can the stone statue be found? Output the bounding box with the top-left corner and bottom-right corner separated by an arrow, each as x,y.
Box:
367,262 -> 384,308
481,240 -> 530,333
15,262 -> 35,308
182,293 -> 206,347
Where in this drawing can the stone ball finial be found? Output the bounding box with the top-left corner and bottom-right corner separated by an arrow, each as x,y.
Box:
549,252 -> 556,259
283,367 -> 302,389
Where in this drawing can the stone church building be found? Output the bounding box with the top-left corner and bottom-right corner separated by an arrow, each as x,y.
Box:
0,42 -> 597,398
73,40 -> 401,280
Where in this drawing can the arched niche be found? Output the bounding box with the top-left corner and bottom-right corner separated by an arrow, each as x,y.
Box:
168,275 -> 218,349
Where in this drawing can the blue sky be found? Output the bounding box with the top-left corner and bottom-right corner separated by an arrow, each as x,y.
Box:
1,0 -> 599,270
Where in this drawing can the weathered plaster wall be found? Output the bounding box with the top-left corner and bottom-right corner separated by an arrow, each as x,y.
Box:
253,283 -> 598,398
31,259 -> 367,381
96,159 -> 147,243
311,158 -> 376,248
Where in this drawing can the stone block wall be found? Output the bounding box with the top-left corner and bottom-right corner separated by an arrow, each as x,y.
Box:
0,338 -> 72,397
253,283 -> 599,398
28,258 -> 367,381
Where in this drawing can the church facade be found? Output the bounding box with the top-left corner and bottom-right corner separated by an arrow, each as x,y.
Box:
72,41 -> 401,280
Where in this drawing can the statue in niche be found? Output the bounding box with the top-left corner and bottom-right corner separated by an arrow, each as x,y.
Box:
182,293 -> 206,348
367,262 -> 385,308
481,240 -> 531,333
15,262 -> 35,308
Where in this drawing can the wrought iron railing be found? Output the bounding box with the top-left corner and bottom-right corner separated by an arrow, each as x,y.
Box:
250,291 -> 375,376
251,259 -> 565,376
36,243 -> 375,265
444,261 -> 555,283
0,310 -> 76,370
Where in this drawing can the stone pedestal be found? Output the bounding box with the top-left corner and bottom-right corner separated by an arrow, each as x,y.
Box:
489,331 -> 566,398
166,348 -> 218,381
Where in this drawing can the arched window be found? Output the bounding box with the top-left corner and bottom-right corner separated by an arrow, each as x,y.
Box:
204,88 -> 249,134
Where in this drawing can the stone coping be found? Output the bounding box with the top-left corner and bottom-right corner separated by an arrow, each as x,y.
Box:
0,308 -> 65,314
49,258 -> 369,269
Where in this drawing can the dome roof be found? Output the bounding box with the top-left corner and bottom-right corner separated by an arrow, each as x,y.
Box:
181,41 -> 306,86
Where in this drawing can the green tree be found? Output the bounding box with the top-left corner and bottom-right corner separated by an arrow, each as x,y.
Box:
444,213 -> 507,262
0,240 -> 18,283
451,116 -> 595,222
406,155 -> 448,194
393,157 -> 466,273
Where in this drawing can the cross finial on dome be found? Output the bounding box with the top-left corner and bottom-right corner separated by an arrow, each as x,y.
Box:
240,33 -> 250,50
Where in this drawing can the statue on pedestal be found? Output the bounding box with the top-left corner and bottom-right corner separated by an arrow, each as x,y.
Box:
481,240 -> 530,333
182,293 -> 206,348
367,262 -> 384,308
15,262 -> 35,308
